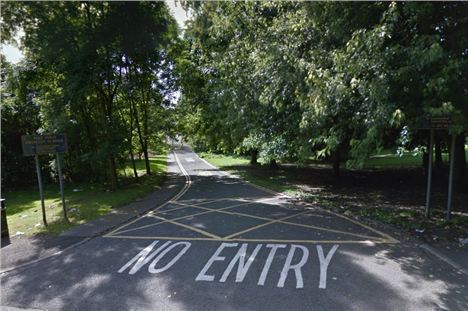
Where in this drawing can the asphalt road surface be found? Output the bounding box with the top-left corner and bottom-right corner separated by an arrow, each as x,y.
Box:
1,146 -> 467,311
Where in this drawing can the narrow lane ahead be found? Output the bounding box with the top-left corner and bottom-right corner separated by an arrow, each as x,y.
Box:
1,146 -> 467,311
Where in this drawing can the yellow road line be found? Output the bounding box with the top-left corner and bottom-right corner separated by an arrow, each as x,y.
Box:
150,204 -> 192,214
113,209 -> 216,235
151,215 -> 222,239
163,150 -> 191,202
112,198 -> 384,241
205,171 -> 400,244
111,201 -> 258,235
105,150 -> 192,237
169,198 -> 229,208
200,149 -> 397,243
316,207 -> 400,243
107,149 -> 398,245
105,235 -> 396,244
186,205 -> 383,240
219,168 -> 400,244
104,200 -> 172,237
111,198 -> 262,236
224,210 -> 311,239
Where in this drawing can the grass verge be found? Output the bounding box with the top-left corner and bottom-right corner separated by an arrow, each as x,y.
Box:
4,154 -> 167,236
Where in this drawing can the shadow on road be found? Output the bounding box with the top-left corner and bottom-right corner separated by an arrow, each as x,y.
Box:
1,159 -> 467,310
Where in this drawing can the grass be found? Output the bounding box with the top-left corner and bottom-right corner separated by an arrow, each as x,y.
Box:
363,151 -> 423,169
4,153 -> 167,236
198,152 -> 250,167
199,152 -> 299,194
363,147 -> 468,169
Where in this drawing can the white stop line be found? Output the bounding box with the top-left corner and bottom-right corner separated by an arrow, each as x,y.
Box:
185,158 -> 195,162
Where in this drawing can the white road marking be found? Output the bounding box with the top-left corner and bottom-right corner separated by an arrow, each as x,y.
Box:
118,241 -> 191,275
118,241 -> 171,275
277,244 -> 309,288
119,241 -> 340,290
317,245 -> 339,289
148,242 -> 191,273
220,243 -> 263,283
195,243 -> 239,282
185,157 -> 195,162
258,244 -> 287,286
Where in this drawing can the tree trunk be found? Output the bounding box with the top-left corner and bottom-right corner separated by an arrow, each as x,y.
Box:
108,157 -> 118,190
130,151 -> 138,181
269,159 -> 277,169
132,101 -> 151,175
434,133 -> 443,169
128,101 -> 139,182
250,149 -> 258,165
142,90 -> 151,176
332,150 -> 341,178
143,149 -> 151,176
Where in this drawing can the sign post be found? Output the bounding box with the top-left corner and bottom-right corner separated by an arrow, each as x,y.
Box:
425,129 -> 434,218
446,133 -> 456,220
34,154 -> 47,226
421,116 -> 452,219
22,134 -> 69,225
56,152 -> 69,223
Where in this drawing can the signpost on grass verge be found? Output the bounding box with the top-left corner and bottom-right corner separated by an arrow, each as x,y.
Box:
21,134 -> 69,226
421,116 -> 456,220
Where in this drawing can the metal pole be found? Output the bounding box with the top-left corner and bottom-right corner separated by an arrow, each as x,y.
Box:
446,133 -> 456,220
56,152 -> 69,223
425,129 -> 434,218
35,155 -> 47,226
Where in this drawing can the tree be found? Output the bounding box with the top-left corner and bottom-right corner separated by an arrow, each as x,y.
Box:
178,1 -> 467,181
1,2 -> 179,189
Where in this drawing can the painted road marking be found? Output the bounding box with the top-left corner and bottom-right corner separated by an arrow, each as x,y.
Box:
119,241 -> 340,289
106,235 -> 391,244
111,198 -> 280,237
150,214 -> 222,239
106,149 -> 398,245
220,243 -> 263,283
104,150 -> 192,238
258,244 -> 286,285
317,244 -> 339,289
109,199 -> 389,243
277,244 -> 309,288
223,210 -> 311,239
173,203 -> 384,240
118,240 -> 192,275
185,157 -> 195,162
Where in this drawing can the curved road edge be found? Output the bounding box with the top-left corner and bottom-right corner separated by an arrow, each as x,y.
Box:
0,149 -> 190,275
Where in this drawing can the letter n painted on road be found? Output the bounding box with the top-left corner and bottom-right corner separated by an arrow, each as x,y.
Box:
118,241 -> 171,275
148,242 -> 191,273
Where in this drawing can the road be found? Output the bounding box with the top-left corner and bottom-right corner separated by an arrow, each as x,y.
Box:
1,146 -> 467,311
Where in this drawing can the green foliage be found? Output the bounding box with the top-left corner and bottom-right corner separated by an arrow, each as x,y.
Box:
177,2 -> 468,174
1,56 -> 49,187
1,2 -> 179,189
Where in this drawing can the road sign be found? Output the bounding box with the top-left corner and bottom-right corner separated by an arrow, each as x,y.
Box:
421,116 -> 451,130
21,133 -> 69,225
21,134 -> 68,156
